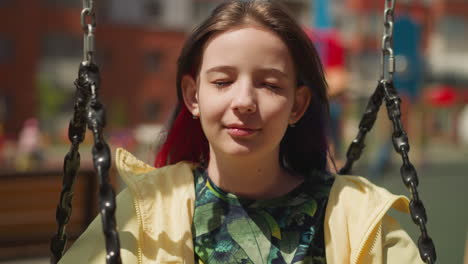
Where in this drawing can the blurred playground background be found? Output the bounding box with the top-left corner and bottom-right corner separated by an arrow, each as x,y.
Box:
0,0 -> 467,263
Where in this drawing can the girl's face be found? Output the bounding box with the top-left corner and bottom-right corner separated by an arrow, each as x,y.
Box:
183,25 -> 310,159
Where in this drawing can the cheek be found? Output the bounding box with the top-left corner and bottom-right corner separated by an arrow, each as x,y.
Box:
260,95 -> 294,123
197,89 -> 225,124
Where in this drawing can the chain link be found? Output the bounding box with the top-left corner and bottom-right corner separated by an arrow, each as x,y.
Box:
382,82 -> 436,263
381,0 -> 395,82
339,0 -> 437,263
339,81 -> 385,175
50,75 -> 89,263
81,0 -> 96,64
81,63 -> 122,264
340,81 -> 437,264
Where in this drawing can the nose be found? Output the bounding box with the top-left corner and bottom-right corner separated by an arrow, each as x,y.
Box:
231,80 -> 257,114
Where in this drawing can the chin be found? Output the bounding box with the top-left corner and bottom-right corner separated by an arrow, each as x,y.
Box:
208,133 -> 274,158
210,140 -> 254,157
224,145 -> 256,156
218,140 -> 261,156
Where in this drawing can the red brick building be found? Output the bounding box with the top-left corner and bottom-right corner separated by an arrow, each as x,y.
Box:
0,0 -> 186,137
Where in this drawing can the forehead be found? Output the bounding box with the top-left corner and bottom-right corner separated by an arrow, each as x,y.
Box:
200,25 -> 295,75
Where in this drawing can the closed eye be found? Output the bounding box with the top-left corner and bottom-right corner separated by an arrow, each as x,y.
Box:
262,82 -> 280,90
213,81 -> 232,88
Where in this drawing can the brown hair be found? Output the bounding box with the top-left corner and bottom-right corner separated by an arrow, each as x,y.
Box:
156,0 -> 331,174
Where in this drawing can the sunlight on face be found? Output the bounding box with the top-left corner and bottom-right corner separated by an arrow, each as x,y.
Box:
196,25 -> 301,159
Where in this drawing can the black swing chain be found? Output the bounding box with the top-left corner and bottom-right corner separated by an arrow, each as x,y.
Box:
84,63 -> 122,264
383,81 -> 436,264
50,69 -> 89,264
338,81 -> 385,174
50,0 -> 122,263
339,0 -> 436,263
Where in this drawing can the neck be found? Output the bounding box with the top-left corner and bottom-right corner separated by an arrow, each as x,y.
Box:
206,147 -> 303,200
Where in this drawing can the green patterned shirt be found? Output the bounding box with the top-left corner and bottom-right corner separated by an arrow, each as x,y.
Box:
192,168 -> 334,264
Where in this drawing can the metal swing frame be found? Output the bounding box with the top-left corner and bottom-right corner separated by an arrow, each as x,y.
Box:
50,0 -> 436,263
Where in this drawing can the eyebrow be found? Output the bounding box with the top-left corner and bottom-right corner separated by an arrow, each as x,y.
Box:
257,68 -> 289,79
205,65 -> 236,75
205,65 -> 290,79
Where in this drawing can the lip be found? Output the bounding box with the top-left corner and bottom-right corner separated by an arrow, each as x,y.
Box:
224,124 -> 260,137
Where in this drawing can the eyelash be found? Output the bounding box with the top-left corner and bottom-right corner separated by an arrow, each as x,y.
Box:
213,81 -> 232,88
212,81 -> 280,90
262,83 -> 279,90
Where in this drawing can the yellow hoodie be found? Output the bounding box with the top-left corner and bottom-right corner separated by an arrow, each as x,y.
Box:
59,148 -> 423,264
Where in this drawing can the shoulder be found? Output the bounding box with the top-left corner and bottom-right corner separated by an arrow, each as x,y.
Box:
325,175 -> 414,263
326,175 -> 410,231
328,175 -> 409,215
115,148 -> 197,197
114,148 -> 197,244
325,174 -> 411,241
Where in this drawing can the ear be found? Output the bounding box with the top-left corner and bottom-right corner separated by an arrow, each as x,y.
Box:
289,85 -> 311,125
181,74 -> 200,117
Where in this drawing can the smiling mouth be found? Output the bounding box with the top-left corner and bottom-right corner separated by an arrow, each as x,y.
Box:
225,126 -> 260,137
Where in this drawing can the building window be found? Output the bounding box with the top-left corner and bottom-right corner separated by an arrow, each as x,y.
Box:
437,16 -> 468,53
145,0 -> 162,17
0,93 -> 11,122
429,15 -> 468,78
0,38 -> 13,63
38,33 -> 82,126
421,0 -> 433,6
43,0 -> 81,8
193,2 -> 219,24
42,33 -> 82,59
145,51 -> 163,72
94,51 -> 111,69
0,0 -> 13,7
144,100 -> 161,122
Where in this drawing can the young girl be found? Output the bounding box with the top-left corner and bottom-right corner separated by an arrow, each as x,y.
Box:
59,1 -> 423,263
